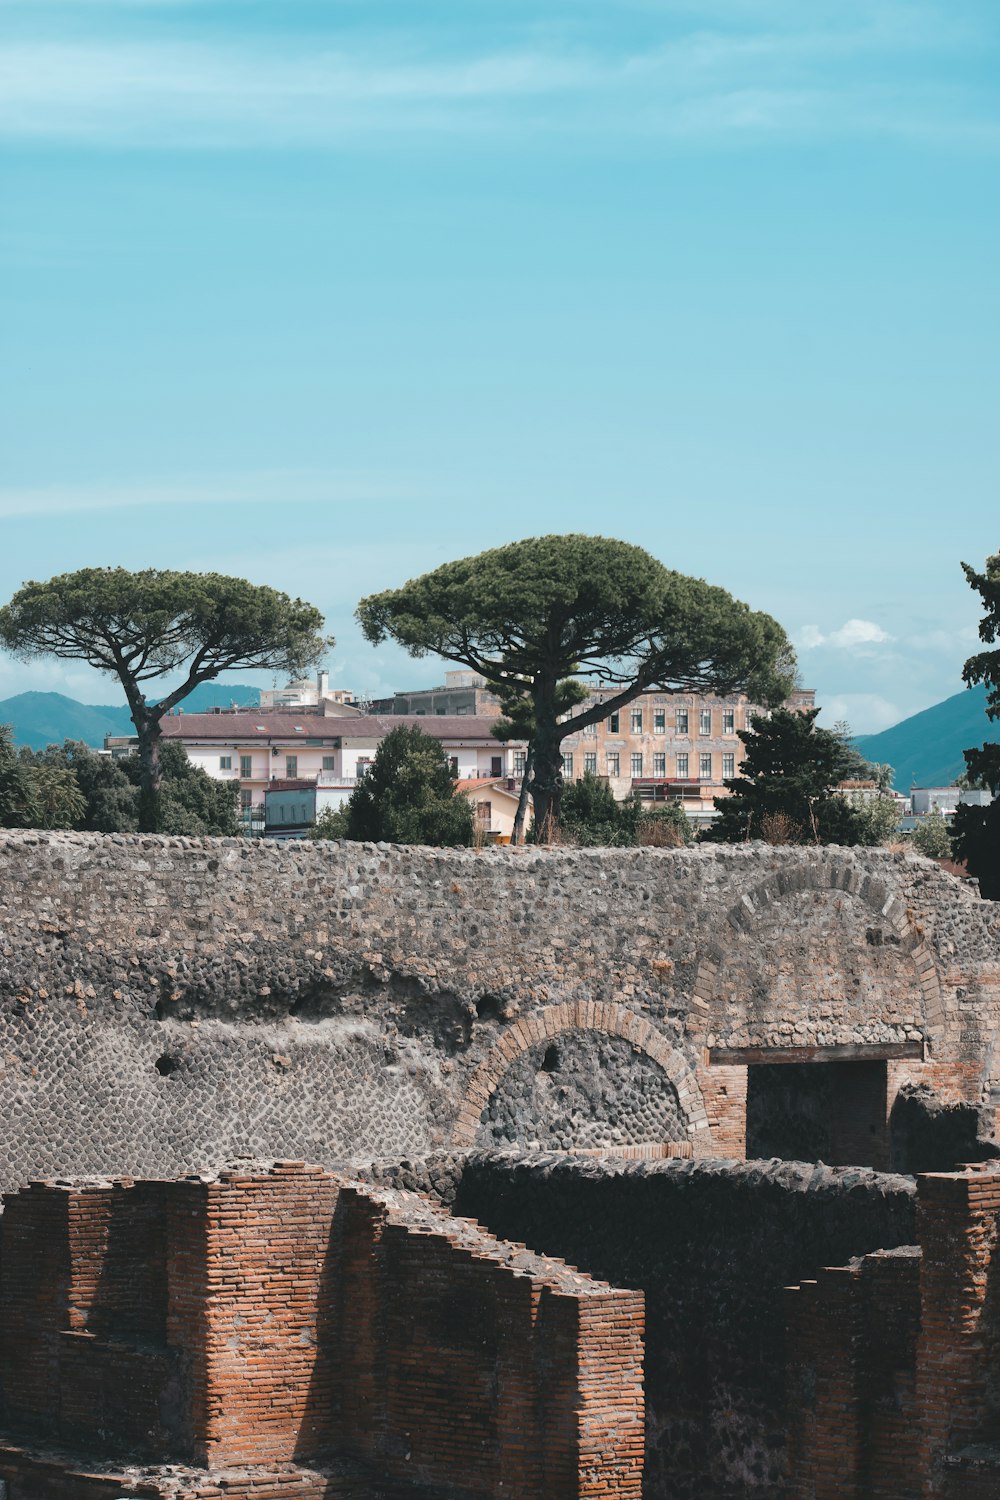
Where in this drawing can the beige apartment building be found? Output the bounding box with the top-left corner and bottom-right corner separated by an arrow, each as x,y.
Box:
376,674 -> 815,824
542,685 -> 816,825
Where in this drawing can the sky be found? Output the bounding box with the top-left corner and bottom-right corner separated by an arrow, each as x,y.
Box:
1,0 -> 997,732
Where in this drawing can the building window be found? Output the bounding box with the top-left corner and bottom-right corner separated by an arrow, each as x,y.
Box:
562,753 -> 574,778
723,710 -> 735,734
654,710 -> 665,733
723,753 -> 735,779
514,751 -> 526,775
631,709 -> 642,733
608,713 -> 620,734
700,753 -> 713,780
584,752 -> 597,774
607,752 -> 620,777
240,788 -> 253,809
676,753 -> 689,778
676,710 -> 689,735
583,720 -> 597,736
630,753 -> 643,777
700,710 -> 712,736
285,756 -> 297,778
322,755 -> 336,771
449,757 -> 459,774
358,757 -> 373,777
653,753 -> 666,777
219,756 -> 232,770
491,755 -> 503,777
240,754 -> 252,778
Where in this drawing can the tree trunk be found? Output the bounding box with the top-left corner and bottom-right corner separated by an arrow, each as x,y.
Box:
511,746 -> 534,845
136,716 -> 163,834
529,679 -> 564,843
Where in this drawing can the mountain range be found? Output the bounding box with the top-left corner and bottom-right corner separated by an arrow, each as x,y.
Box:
0,681 -> 994,790
854,682 -> 993,790
0,685 -> 261,751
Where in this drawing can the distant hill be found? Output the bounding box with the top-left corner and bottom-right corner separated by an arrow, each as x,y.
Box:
855,682 -> 995,790
0,683 -> 261,751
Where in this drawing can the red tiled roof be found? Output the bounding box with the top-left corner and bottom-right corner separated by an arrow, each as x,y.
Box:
456,777 -> 521,798
158,713 -> 517,743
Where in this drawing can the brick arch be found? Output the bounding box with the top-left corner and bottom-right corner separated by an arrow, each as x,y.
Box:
452,1001 -> 710,1149
688,859 -> 943,1041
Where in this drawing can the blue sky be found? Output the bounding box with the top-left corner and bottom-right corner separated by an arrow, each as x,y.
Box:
1,0 -> 997,730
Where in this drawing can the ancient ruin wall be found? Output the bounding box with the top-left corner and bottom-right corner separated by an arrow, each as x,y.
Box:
0,831 -> 997,1187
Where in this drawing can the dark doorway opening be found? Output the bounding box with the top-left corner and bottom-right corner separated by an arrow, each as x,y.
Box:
746,1059 -> 889,1169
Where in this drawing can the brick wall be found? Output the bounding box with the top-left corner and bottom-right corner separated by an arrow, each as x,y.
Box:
333,1183 -> 644,1498
0,1163 -> 645,1500
0,1179 -> 184,1462
450,1151 -> 916,1500
785,1247 -> 921,1500
193,1164 -> 342,1467
785,1166 -> 1000,1500
916,1169 -> 1000,1496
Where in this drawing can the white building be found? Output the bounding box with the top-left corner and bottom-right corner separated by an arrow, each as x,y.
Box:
909,787 -> 993,817
107,712 -> 526,828
258,671 -> 362,713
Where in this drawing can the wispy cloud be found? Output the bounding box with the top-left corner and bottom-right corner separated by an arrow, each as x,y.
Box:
0,2 -> 996,149
797,618 -> 894,651
0,42 -> 599,146
817,693 -> 903,734
0,469 -> 429,519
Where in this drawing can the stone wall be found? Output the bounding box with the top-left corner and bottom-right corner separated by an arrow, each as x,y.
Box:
0,831 -> 997,1187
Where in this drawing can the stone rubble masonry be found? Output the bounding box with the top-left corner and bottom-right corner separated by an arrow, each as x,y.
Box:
0,1160 -> 645,1500
0,831 -> 998,1189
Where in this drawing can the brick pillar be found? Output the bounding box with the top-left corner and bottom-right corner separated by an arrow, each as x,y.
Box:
785,1280 -> 819,1500
916,1170 -> 1000,1495
575,1291 -> 645,1499
785,1269 -> 863,1500
534,1287 -> 580,1497
165,1177 -> 210,1463
0,1183 -> 71,1439
857,1249 -> 921,1500
333,1186 -> 389,1466
494,1273 -> 546,1496
186,1163 -> 342,1468
697,1063 -> 748,1158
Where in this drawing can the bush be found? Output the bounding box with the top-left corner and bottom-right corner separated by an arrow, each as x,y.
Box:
16,738 -> 238,836
910,810 -> 954,859
557,772 -> 641,847
315,725 -> 474,847
636,803 -> 694,848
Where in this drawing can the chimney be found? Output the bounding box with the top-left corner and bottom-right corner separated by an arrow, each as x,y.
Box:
317,669 -> 329,700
